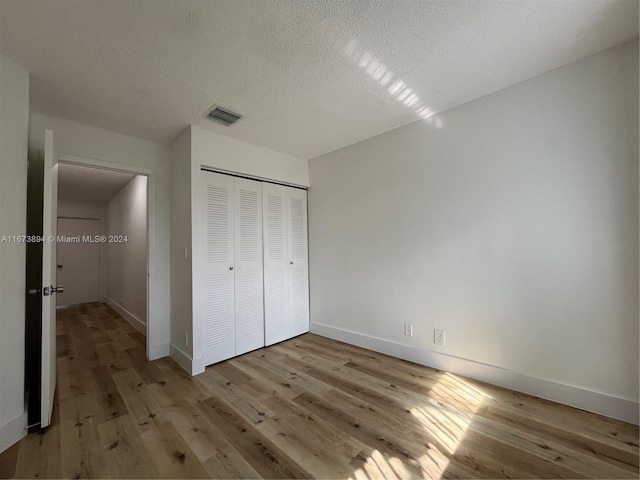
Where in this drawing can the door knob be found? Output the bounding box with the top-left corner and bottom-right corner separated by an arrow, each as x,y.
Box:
28,288 -> 41,296
229,267 -> 233,270
51,285 -> 64,294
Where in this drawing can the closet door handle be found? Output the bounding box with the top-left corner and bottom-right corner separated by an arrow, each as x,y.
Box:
229,266 -> 233,271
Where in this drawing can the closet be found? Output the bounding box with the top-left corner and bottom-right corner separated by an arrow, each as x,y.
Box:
198,170 -> 308,366
263,183 -> 309,345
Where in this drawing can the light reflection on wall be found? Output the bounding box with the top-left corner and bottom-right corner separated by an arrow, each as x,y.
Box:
344,38 -> 443,128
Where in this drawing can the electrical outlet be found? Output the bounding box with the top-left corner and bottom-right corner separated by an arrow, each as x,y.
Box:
404,323 -> 413,337
434,329 -> 445,346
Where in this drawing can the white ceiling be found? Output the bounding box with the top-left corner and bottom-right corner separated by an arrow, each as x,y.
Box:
57,163 -> 135,203
1,1 -> 637,160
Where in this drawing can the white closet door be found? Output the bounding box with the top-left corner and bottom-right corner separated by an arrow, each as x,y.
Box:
287,188 -> 310,337
234,178 -> 264,355
202,172 -> 236,365
263,183 -> 290,346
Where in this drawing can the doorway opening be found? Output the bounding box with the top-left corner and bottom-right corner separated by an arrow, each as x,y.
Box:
56,163 -> 149,336
24,139 -> 159,429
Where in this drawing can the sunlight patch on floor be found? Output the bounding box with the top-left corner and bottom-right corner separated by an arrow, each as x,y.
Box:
350,447 -> 449,480
349,373 -> 489,479
413,373 -> 488,455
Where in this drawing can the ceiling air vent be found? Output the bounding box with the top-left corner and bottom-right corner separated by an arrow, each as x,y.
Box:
205,106 -> 242,127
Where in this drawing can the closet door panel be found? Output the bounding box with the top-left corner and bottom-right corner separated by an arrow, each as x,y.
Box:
234,178 -> 264,355
287,188 -> 309,337
263,183 -> 290,346
202,172 -> 236,365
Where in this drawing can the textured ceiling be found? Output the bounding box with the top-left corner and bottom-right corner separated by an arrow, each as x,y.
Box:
58,163 -> 136,203
1,1 -> 637,160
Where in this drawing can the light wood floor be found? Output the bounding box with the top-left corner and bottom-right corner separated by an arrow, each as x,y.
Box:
1,303 -> 638,479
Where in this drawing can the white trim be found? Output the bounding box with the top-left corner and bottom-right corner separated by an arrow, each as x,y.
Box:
104,298 -> 169,361
105,297 -> 145,333
170,344 -> 205,376
57,154 -> 153,176
311,322 -> 640,425
0,411 -> 27,454
200,166 -> 308,190
148,342 -> 169,361
192,356 -> 205,376
169,344 -> 191,373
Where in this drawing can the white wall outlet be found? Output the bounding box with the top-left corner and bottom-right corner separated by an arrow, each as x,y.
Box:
404,323 -> 413,336
434,329 -> 445,346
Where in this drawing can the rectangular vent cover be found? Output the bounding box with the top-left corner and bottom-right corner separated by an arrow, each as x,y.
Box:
206,106 -> 242,126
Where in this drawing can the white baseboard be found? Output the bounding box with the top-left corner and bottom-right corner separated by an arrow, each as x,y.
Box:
105,297 -> 146,334
170,344 -> 205,376
0,411 -> 27,454
192,356 -> 205,375
105,298 -> 168,362
311,322 -> 639,425
169,344 -> 191,373
148,342 -> 169,361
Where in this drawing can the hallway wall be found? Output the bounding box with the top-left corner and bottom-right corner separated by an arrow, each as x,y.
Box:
105,176 -> 148,332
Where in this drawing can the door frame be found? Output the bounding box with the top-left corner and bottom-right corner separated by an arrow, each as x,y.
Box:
56,154 -> 155,360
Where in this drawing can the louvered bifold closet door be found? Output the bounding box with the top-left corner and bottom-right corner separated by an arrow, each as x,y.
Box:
202,172 -> 236,365
234,178 -> 265,355
263,183 -> 290,346
287,188 -> 309,337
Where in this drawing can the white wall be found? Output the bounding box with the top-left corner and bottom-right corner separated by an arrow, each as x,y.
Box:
30,113 -> 171,359
191,124 -> 309,187
106,176 -> 147,331
0,54 -> 29,452
308,41 -> 639,424
58,199 -> 106,220
169,128 -> 193,370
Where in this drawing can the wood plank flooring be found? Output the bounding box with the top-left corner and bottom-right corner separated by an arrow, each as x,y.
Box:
1,302 -> 638,479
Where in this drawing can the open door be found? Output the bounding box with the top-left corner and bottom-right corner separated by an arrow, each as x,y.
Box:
40,129 -> 58,427
25,129 -> 58,428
